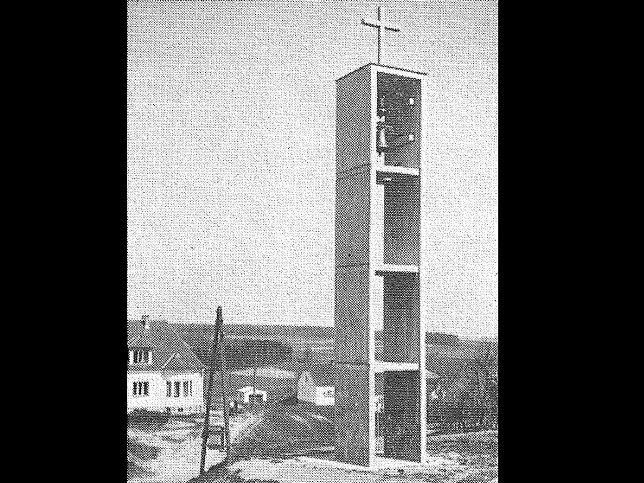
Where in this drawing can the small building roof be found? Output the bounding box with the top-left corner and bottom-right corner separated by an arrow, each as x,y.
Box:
237,386 -> 267,395
231,366 -> 296,379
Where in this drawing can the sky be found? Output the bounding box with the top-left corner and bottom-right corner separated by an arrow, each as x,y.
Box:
127,0 -> 497,337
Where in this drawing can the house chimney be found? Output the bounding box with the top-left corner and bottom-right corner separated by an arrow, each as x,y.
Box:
141,315 -> 150,330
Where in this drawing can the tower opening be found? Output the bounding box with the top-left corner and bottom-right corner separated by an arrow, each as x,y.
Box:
376,72 -> 422,169
377,172 -> 420,267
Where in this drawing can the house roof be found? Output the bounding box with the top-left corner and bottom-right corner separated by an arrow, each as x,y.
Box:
297,363 -> 335,386
127,319 -> 205,372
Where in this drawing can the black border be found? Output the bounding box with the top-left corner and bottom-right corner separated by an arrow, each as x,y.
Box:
43,1 -> 589,480
44,2 -> 127,480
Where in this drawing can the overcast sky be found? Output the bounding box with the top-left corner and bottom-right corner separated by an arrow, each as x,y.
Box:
127,0 -> 497,337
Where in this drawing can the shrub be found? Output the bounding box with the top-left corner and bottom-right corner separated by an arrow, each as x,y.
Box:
127,409 -> 170,430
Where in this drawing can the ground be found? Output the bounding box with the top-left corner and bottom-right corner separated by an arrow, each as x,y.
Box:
128,411 -> 262,483
128,408 -> 497,483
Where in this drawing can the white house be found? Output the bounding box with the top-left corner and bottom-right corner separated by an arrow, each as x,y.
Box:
235,386 -> 268,405
127,316 -> 205,415
297,364 -> 335,406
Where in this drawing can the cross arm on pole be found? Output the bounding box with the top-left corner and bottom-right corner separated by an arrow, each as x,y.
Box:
361,18 -> 400,32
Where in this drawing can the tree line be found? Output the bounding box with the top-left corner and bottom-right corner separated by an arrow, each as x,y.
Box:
425,332 -> 460,345
178,331 -> 293,371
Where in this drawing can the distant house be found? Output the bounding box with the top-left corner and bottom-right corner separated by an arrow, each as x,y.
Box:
297,364 -> 335,406
229,365 -> 297,404
235,386 -> 268,405
127,316 -> 205,414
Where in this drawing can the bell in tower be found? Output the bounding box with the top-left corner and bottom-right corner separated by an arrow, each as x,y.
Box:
376,94 -> 416,155
377,123 -> 391,152
376,96 -> 392,153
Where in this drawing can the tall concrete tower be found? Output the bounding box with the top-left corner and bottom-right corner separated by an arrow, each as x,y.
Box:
334,63 -> 428,467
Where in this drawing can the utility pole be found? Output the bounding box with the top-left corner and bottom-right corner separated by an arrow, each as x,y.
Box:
200,306 -> 223,475
252,352 -> 258,409
218,308 -> 231,460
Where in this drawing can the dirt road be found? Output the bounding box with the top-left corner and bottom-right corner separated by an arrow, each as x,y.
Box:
230,410 -> 264,443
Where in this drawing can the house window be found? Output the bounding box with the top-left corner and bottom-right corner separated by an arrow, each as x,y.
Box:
132,350 -> 151,364
132,381 -> 149,397
165,380 -> 192,398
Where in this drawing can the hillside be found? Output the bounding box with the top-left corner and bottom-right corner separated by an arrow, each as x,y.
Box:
172,325 -> 293,371
174,324 -> 334,341
172,323 -> 497,378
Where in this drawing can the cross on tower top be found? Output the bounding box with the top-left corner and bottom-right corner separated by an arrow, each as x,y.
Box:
361,6 -> 400,65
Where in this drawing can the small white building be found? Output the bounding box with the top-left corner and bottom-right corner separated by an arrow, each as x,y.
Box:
297,364 -> 335,406
230,365 -> 297,404
235,386 -> 268,405
127,316 -> 205,415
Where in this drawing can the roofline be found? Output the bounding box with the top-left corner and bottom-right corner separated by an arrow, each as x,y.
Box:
127,319 -> 206,370
167,321 -> 206,369
336,63 -> 428,83
161,353 -> 176,369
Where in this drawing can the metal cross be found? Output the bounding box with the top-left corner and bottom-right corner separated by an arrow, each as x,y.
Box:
361,6 -> 400,65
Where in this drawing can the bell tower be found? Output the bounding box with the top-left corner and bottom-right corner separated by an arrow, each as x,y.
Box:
334,62 -> 428,467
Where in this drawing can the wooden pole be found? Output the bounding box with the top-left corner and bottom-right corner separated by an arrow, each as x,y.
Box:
252,353 -> 257,409
218,310 -> 231,460
199,307 -> 223,475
